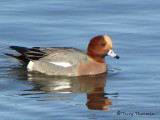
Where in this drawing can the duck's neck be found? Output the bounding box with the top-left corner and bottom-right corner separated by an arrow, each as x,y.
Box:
87,52 -> 105,63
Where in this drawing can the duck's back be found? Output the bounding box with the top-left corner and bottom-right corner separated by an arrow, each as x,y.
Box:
38,47 -> 87,64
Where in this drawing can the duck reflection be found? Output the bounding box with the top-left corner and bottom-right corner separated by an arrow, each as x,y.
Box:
26,72 -> 116,111
78,75 -> 112,111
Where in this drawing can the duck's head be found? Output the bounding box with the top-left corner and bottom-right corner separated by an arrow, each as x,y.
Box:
87,35 -> 119,63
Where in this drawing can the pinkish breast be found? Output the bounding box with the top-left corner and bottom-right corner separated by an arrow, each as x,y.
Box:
78,61 -> 107,76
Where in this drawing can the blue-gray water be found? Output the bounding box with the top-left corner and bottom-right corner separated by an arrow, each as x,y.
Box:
0,0 -> 160,120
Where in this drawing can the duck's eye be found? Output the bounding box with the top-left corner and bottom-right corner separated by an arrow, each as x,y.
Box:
101,43 -> 106,47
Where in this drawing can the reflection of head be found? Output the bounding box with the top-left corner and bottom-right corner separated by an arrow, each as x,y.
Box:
86,93 -> 112,111
78,73 -> 112,111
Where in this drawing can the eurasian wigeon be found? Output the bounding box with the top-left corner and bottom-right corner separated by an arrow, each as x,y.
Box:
5,35 -> 119,76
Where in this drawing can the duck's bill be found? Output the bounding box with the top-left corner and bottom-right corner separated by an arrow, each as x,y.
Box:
107,49 -> 120,59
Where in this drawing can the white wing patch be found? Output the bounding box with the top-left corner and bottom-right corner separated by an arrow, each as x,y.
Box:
49,62 -> 72,67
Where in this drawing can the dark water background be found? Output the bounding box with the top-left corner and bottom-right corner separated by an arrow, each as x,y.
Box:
0,0 -> 160,120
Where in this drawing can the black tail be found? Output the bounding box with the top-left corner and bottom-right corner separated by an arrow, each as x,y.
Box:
5,46 -> 47,65
5,46 -> 30,65
10,46 -> 28,55
5,54 -> 29,65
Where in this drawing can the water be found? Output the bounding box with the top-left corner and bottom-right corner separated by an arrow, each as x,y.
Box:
0,0 -> 160,120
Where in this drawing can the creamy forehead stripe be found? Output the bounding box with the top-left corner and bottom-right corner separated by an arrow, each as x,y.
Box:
103,35 -> 112,48
49,62 -> 72,67
103,35 -> 111,40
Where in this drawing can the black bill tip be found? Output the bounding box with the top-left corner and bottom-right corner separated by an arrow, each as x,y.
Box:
115,55 -> 120,59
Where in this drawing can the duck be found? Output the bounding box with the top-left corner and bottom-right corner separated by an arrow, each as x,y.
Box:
5,35 -> 119,76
